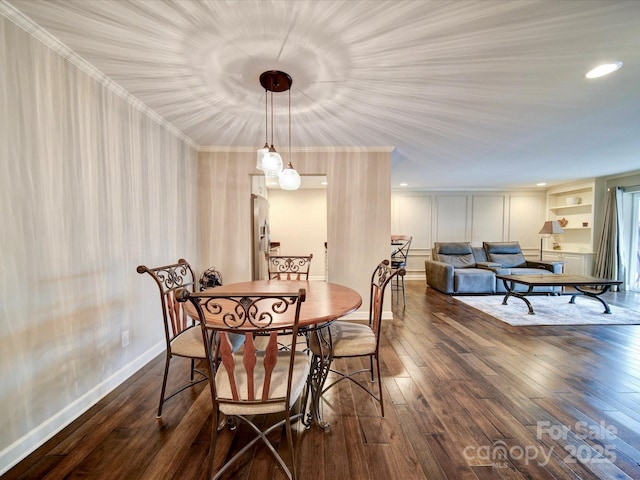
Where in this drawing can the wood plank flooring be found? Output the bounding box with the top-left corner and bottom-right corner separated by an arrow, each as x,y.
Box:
4,281 -> 640,480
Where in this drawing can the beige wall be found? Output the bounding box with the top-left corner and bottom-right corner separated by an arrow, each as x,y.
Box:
0,12 -> 198,473
198,148 -> 392,316
269,187 -> 328,280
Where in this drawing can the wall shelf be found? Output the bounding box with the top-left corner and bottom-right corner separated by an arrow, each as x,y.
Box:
549,203 -> 592,212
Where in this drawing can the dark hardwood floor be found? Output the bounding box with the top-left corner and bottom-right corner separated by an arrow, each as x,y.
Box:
4,281 -> 640,480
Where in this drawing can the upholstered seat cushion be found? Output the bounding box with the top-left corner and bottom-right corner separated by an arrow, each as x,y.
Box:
170,325 -> 206,358
454,269 -> 496,293
216,351 -> 310,416
309,321 -> 376,357
511,267 -> 554,275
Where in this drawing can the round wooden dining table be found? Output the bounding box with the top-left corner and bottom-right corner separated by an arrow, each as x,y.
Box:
206,279 -> 362,326
185,279 -> 362,429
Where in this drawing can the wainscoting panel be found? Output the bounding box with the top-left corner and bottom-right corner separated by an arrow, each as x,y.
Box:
471,194 -> 506,243
392,191 -> 547,256
434,194 -> 469,241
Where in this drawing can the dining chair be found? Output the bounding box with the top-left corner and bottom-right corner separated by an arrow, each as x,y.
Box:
176,288 -> 309,480
267,254 -> 313,280
391,235 -> 412,305
309,259 -> 404,417
137,259 -> 207,418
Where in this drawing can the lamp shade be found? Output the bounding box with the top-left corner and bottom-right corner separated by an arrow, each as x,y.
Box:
256,144 -> 269,170
261,150 -> 283,176
278,163 -> 301,190
539,220 -> 565,235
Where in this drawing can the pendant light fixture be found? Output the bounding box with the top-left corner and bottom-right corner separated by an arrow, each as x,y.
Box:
279,162 -> 301,190
257,70 -> 300,189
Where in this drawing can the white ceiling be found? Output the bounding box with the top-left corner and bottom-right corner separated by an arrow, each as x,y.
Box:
7,0 -> 640,190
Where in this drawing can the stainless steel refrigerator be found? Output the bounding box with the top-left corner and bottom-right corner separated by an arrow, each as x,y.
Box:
251,193 -> 270,280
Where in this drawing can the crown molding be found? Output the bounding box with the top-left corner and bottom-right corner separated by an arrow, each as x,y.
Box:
0,1 -> 198,150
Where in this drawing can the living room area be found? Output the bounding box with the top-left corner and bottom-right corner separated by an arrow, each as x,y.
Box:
394,173 -> 640,292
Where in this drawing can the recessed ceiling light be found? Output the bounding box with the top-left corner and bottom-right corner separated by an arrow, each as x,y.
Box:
585,62 -> 623,79
399,183 -> 408,187
537,182 -> 547,186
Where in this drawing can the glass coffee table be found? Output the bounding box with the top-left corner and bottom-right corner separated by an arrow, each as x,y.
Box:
496,274 -> 622,315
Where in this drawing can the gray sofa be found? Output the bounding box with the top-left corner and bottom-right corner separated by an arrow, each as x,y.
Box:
483,241 -> 562,293
425,241 -> 562,295
425,242 -> 496,294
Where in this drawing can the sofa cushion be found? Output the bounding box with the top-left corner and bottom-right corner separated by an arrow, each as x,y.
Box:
435,242 -> 476,268
439,253 -> 476,268
483,242 -> 527,268
454,269 -> 495,294
489,253 -> 527,268
472,247 -> 488,263
510,267 -> 554,276
437,242 -> 473,255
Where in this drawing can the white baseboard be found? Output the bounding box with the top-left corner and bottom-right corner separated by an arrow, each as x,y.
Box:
0,342 -> 165,476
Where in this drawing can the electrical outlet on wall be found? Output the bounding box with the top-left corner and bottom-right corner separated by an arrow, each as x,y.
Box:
121,330 -> 130,348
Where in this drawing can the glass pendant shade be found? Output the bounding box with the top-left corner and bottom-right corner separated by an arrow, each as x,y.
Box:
256,143 -> 269,170
279,162 -> 301,190
262,149 -> 283,176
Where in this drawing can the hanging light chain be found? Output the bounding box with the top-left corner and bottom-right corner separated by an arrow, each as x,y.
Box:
264,87 -> 268,147
270,85 -> 274,150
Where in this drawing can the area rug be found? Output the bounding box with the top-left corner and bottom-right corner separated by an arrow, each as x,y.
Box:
454,294 -> 640,326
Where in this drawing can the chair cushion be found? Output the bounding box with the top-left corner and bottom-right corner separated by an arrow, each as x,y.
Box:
170,325 -> 206,358
217,351 -> 310,416
310,321 -> 376,357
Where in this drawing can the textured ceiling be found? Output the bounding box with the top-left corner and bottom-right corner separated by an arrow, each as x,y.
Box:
6,0 -> 640,190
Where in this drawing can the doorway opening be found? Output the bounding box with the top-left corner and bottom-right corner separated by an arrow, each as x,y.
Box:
251,174 -> 328,281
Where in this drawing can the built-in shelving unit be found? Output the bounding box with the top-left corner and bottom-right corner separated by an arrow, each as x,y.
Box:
543,180 -> 596,275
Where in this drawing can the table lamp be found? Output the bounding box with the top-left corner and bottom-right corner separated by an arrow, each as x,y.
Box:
538,220 -> 565,260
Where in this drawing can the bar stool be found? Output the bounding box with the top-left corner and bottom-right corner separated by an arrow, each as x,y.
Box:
391,235 -> 412,305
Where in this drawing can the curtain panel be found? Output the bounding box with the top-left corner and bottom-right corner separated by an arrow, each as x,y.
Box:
594,187 -> 625,290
